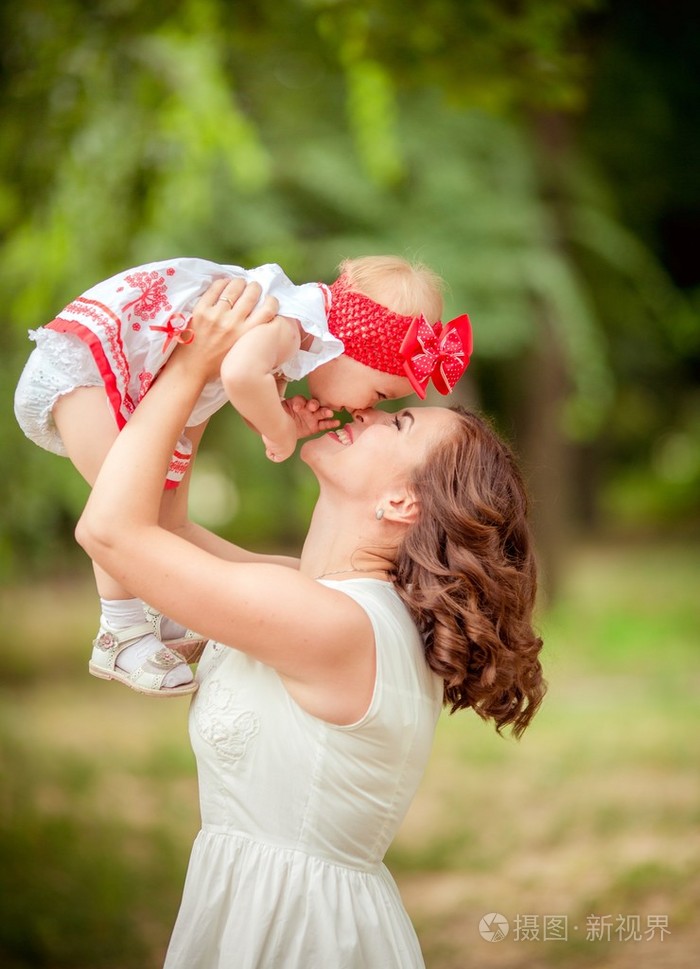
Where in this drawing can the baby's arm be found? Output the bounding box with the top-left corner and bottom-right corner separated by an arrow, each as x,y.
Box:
219,317 -> 301,461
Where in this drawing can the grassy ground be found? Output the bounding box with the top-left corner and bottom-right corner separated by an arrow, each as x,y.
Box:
1,540 -> 698,968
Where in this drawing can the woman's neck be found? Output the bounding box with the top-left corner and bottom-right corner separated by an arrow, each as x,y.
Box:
300,498 -> 397,581
314,565 -> 392,581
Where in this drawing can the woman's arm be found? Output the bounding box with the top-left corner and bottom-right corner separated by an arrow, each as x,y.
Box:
158,418 -> 301,570
76,281 -> 374,721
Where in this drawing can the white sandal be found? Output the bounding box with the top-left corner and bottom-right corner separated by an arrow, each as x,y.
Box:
89,621 -> 198,697
143,605 -> 207,665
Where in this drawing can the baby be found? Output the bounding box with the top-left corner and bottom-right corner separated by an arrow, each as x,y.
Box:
15,254 -> 472,696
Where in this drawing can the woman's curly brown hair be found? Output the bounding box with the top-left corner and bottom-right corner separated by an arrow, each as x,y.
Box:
393,407 -> 546,738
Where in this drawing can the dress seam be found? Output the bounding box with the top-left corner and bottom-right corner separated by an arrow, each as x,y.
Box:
199,823 -> 383,875
293,719 -> 326,852
367,702 -> 419,863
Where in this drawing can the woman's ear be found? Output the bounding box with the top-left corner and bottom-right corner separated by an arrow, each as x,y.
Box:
381,490 -> 420,526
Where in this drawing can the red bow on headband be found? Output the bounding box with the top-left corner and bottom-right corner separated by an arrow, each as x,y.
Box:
150,313 -> 195,353
399,314 -> 473,398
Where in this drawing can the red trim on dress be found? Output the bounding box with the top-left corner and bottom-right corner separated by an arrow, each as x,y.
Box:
45,316 -> 130,428
44,313 -> 189,490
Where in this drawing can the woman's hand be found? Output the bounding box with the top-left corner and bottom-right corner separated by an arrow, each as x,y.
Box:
172,278 -> 280,380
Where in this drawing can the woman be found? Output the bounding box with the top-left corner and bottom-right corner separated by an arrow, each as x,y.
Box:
76,278 -> 545,968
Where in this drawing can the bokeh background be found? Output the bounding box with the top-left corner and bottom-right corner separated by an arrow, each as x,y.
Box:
1,1 -> 698,967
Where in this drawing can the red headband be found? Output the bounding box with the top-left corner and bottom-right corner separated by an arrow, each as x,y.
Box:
327,274 -> 473,398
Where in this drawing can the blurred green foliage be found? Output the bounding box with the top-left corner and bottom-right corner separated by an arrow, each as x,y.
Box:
0,733 -> 183,968
1,0 -> 698,580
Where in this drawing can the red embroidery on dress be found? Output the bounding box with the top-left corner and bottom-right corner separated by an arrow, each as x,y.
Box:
168,454 -> 191,479
166,268 -> 175,276
122,271 -> 172,321
138,371 -> 154,400
132,322 -> 141,331
65,298 -> 135,414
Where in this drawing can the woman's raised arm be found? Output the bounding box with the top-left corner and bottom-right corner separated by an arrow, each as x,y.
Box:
76,279 -> 374,721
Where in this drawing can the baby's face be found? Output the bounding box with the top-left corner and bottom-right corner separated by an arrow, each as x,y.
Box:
307,354 -> 413,414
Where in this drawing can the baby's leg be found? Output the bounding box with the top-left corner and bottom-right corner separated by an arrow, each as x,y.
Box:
53,388 -> 194,693
148,421 -> 209,655
53,387 -> 131,599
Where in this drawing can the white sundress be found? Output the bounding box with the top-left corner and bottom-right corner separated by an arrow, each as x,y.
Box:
13,258 -> 343,486
164,579 -> 444,969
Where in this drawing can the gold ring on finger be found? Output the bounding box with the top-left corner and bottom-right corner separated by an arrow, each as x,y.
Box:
217,296 -> 234,308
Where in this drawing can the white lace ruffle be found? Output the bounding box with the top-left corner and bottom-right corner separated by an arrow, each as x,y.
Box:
14,329 -> 103,456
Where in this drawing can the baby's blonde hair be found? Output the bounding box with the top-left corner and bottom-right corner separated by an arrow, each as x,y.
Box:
338,255 -> 444,324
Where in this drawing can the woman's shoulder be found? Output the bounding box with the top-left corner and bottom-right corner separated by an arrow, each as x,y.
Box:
318,577 -> 406,617
321,579 -> 442,709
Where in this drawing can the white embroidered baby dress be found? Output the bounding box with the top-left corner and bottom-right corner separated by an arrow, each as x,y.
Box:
14,258 -> 342,485
164,579 -> 444,969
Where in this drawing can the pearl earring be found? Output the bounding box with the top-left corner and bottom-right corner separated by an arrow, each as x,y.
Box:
375,508 -> 384,520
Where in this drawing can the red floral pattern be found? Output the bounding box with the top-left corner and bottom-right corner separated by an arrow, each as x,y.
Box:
138,371 -> 154,401
121,271 -> 172,321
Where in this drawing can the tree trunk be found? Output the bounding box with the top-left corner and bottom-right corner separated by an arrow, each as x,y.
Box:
517,111 -> 582,602
516,305 -> 574,604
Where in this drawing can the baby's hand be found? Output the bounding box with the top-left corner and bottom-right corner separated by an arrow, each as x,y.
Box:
262,420 -> 298,463
263,439 -> 296,463
283,396 -> 339,440
263,397 -> 339,462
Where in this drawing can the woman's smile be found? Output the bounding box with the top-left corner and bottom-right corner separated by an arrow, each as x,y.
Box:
328,425 -> 354,446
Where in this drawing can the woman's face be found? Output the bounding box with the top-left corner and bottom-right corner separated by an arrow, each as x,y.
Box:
307,355 -> 413,414
301,405 -> 458,496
